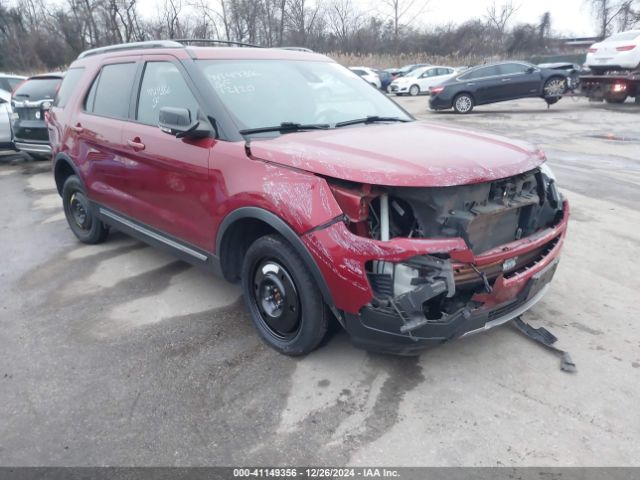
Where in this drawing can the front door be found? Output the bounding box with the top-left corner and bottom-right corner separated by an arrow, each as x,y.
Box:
120,57 -> 215,251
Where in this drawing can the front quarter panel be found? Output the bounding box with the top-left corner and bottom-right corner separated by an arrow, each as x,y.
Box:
210,141 -> 344,251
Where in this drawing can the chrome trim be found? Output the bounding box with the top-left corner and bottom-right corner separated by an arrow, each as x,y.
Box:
14,142 -> 52,154
460,284 -> 550,339
99,208 -> 209,262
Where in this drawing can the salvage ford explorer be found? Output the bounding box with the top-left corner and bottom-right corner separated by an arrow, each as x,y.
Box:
48,40 -> 569,356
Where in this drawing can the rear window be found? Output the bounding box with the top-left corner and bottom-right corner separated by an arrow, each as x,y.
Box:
85,63 -> 137,119
13,77 -> 62,100
605,31 -> 640,42
54,68 -> 85,108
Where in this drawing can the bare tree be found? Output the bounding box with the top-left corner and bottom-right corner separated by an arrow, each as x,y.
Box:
588,0 -> 640,37
380,0 -> 429,43
485,0 -> 520,36
327,0 -> 363,49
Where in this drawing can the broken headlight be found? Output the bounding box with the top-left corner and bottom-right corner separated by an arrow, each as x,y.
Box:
367,256 -> 455,299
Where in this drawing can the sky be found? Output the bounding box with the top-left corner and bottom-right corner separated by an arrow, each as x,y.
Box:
134,0 -> 598,37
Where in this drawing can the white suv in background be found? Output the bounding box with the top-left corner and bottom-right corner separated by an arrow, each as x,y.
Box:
586,30 -> 640,72
348,67 -> 382,89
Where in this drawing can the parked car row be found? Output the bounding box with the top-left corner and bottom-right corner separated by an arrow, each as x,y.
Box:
0,72 -> 63,159
349,63 -> 462,94
0,73 -> 26,150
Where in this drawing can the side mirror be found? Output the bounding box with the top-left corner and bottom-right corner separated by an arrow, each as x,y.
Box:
158,107 -> 208,139
526,66 -> 537,74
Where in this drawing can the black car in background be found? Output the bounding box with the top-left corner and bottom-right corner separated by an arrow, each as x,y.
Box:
12,72 -> 64,158
429,61 -> 569,114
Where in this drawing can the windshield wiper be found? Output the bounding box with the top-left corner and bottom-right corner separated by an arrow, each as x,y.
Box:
334,116 -> 411,128
240,122 -> 330,136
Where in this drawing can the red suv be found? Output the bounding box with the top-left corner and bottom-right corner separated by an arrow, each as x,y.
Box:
48,41 -> 569,356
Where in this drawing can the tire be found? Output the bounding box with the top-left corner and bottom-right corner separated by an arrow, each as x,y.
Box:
409,84 -> 420,96
543,76 -> 567,99
453,93 -> 474,114
241,234 -> 328,356
605,94 -> 627,104
62,175 -> 109,244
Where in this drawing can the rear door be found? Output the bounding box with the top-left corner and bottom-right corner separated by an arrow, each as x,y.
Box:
72,58 -> 140,216
119,56 -> 214,251
459,66 -> 502,104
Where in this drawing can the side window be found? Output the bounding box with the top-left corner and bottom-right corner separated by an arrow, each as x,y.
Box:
500,63 -> 528,75
438,68 -> 453,75
85,73 -> 99,112
462,66 -> 501,80
0,78 -> 9,91
86,63 -> 137,118
137,62 -> 200,126
54,67 -> 85,108
423,69 -> 438,77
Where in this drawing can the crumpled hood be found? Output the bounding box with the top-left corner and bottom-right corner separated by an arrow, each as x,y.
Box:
248,121 -> 545,187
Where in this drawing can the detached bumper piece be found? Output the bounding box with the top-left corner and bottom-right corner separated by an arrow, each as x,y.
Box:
346,258 -> 559,356
512,317 -> 577,373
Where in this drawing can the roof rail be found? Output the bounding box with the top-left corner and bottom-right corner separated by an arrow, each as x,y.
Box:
174,39 -> 262,48
78,40 -> 183,59
278,46 -> 314,52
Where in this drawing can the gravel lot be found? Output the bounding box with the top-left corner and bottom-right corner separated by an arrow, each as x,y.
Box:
1,96 -> 639,466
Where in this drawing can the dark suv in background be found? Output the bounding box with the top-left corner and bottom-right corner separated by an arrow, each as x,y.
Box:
12,72 -> 64,158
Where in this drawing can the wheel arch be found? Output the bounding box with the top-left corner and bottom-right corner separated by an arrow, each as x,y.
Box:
53,153 -> 83,196
216,207 -> 339,321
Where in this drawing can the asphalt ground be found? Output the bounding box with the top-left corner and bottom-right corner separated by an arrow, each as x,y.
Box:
0,95 -> 639,466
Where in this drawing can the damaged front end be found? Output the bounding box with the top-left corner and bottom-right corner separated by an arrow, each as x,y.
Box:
303,164 -> 569,355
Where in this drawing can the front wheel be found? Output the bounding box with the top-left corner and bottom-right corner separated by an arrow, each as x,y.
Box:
543,77 -> 567,98
241,234 -> 328,356
453,93 -> 474,114
409,84 -> 420,96
62,175 -> 109,244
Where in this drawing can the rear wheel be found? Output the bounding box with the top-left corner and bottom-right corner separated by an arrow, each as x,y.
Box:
453,93 -> 474,114
241,234 -> 328,356
409,84 -> 420,96
62,175 -> 109,244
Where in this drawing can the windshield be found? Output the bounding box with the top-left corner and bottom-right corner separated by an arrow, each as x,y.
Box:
197,60 -> 410,131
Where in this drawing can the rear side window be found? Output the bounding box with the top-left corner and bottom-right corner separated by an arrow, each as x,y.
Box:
136,62 -> 199,126
13,77 -> 62,100
460,66 -> 500,80
54,68 -> 85,108
86,63 -> 137,119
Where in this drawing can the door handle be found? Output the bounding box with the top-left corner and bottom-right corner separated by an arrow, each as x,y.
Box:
501,78 -> 511,82
70,124 -> 83,133
127,138 -> 145,151
466,82 -> 475,86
